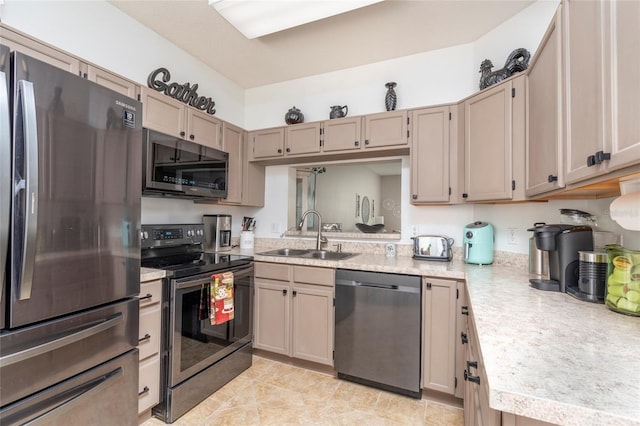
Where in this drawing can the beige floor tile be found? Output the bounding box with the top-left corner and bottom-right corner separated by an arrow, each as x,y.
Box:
141,355 -> 464,426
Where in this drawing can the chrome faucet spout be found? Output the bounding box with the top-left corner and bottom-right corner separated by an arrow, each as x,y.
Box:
298,209 -> 324,250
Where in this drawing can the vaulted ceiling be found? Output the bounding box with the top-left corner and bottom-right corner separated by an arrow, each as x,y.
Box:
110,0 -> 534,89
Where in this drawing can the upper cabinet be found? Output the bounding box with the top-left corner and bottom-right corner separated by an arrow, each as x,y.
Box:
526,6 -> 564,197
140,87 -> 222,150
363,110 -> 408,149
564,0 -> 640,184
86,65 -> 139,99
1,25 -> 82,75
463,75 -> 526,202
248,110 -> 409,162
410,105 -> 453,204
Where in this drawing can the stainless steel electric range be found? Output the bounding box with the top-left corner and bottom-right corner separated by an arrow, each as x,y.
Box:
141,223 -> 253,424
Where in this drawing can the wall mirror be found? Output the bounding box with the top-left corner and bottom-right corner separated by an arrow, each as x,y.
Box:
290,158 -> 402,235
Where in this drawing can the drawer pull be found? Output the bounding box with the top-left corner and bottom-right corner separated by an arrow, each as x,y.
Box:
138,333 -> 151,343
138,386 -> 150,397
464,369 -> 480,385
467,360 -> 478,369
139,293 -> 153,302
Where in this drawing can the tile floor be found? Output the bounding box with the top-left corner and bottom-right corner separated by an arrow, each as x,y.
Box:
142,355 -> 464,426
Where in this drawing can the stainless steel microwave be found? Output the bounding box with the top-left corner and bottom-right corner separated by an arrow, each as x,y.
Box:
142,128 -> 228,199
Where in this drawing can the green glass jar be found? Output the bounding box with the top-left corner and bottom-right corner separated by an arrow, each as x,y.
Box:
604,244 -> 640,316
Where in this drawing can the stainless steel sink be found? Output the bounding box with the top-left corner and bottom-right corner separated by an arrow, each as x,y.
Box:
256,248 -> 356,261
257,248 -> 310,257
300,250 -> 356,260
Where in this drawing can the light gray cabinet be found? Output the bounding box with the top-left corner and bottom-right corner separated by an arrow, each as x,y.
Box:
254,262 -> 334,366
137,278 -> 162,416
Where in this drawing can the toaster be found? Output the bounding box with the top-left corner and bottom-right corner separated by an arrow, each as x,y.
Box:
412,235 -> 454,261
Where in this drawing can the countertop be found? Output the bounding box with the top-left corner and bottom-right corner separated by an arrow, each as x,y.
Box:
141,249 -> 640,425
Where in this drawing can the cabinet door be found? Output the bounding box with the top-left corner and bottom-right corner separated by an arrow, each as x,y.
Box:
454,281 -> 467,399
422,277 -> 457,394
323,117 -> 362,152
526,7 -> 564,197
464,80 -> 513,201
140,87 -> 185,138
138,304 -> 161,361
364,110 -> 408,148
286,122 -> 321,155
221,122 -> 243,204
606,0 -> 640,171
291,284 -> 334,366
138,356 -> 160,414
87,65 -> 139,99
254,280 -> 290,355
564,0 -> 607,183
250,128 -> 285,159
188,109 -> 222,149
0,26 -> 81,75
241,132 -> 266,206
410,106 -> 450,203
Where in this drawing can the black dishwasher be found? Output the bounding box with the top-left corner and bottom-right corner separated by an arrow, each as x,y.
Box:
334,269 -> 422,398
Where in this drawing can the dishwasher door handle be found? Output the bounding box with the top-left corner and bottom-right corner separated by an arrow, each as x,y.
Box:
354,281 -> 398,290
335,279 -> 421,294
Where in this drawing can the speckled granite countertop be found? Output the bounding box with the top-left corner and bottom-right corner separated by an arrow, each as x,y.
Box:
141,249 -> 640,425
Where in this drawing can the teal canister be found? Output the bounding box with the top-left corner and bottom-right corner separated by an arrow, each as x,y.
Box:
463,221 -> 494,265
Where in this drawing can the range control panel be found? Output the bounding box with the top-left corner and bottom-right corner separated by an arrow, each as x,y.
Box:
141,224 -> 206,249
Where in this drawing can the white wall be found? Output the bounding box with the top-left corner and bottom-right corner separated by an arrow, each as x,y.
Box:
0,0 -> 245,127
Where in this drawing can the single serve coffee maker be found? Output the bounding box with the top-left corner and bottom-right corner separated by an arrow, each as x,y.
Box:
528,224 -> 593,292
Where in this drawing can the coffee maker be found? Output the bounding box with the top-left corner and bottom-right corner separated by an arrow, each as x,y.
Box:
203,214 -> 232,252
528,224 -> 593,292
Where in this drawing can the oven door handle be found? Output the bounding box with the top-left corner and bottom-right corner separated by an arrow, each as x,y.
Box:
175,266 -> 254,290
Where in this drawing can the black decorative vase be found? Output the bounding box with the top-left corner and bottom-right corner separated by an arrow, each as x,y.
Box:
385,82 -> 397,111
285,106 -> 304,125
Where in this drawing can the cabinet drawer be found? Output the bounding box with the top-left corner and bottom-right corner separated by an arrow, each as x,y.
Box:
255,262 -> 290,281
138,356 -> 160,414
139,279 -> 162,308
138,304 -> 161,361
293,266 -> 334,287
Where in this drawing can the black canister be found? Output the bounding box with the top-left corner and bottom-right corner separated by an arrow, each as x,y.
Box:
578,251 -> 608,301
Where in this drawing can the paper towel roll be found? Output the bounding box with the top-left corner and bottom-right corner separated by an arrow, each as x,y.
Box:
609,179 -> 640,231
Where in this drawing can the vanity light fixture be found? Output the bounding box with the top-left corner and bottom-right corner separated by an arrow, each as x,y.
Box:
208,0 -> 383,39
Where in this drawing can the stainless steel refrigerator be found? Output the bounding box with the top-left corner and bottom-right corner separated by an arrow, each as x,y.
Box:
0,48 -> 141,425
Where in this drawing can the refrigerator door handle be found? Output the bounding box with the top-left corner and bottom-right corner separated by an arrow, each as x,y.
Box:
7,366 -> 123,425
0,70 -> 10,310
0,313 -> 123,368
16,80 -> 39,300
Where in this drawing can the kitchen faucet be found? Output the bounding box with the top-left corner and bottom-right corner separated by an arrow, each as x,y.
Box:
298,209 -> 327,250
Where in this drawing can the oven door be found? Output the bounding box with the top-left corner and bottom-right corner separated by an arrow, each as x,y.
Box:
168,264 -> 253,387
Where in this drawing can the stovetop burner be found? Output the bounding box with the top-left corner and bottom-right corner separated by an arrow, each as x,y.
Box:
141,223 -> 252,278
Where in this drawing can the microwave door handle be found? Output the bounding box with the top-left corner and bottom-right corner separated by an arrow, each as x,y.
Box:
0,70 -> 10,303
16,80 -> 39,300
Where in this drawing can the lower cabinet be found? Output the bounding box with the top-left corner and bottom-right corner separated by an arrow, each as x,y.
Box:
422,277 -> 466,397
137,278 -> 162,416
254,262 -> 335,366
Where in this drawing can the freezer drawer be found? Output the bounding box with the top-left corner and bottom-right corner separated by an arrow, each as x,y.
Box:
0,298 -> 139,406
0,349 -> 139,426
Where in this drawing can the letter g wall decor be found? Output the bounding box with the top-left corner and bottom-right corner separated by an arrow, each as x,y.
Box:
147,68 -> 217,115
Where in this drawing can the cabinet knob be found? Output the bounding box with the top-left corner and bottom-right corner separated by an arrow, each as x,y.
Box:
462,193 -> 468,199
354,141 -> 359,146
547,175 -> 558,183
595,150 -> 611,164
587,155 -> 596,167
292,290 -> 297,297
180,131 -> 185,137
282,289 -> 287,296
286,147 -> 291,153
277,149 -> 282,154
189,134 -> 195,140
365,139 -> 370,145
412,194 -> 417,200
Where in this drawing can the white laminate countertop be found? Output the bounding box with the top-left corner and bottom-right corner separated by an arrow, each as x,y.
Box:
252,250 -> 640,426
142,249 -> 640,425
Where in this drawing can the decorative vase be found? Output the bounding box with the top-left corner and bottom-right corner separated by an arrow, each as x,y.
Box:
284,106 -> 304,125
385,82 -> 397,111
329,105 -> 348,119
